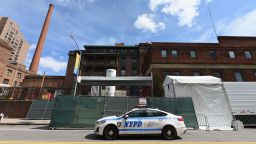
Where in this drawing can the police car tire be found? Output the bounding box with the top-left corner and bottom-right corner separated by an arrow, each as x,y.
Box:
103,125 -> 119,140
161,126 -> 177,140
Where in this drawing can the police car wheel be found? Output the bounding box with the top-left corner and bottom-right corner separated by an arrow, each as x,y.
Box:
103,125 -> 119,140
161,126 -> 177,140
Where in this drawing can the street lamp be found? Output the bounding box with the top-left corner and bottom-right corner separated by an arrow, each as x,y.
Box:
70,35 -> 80,51
70,34 -> 82,96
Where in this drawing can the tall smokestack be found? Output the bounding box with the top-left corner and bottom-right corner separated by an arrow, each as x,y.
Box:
29,4 -> 54,74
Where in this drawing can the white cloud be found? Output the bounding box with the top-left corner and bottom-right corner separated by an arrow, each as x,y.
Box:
24,51 -> 32,70
56,0 -> 95,8
134,14 -> 166,33
191,29 -> 217,42
95,37 -> 117,45
28,43 -> 37,51
86,0 -> 95,3
205,0 -> 213,4
217,9 -> 256,36
148,0 -> 201,27
39,56 -> 67,72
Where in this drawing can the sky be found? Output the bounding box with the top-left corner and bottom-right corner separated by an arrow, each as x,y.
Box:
0,0 -> 256,76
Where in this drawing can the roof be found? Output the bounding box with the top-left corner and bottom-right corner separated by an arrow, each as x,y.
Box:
84,45 -> 138,48
77,76 -> 152,86
163,76 -> 222,86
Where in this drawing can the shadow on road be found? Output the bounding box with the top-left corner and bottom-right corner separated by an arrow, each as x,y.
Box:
31,125 -> 49,130
85,134 -> 181,141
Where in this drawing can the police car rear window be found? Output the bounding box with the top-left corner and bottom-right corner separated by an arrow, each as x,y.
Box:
146,110 -> 167,117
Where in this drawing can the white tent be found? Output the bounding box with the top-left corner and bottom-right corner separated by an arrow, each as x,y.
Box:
163,76 -> 233,130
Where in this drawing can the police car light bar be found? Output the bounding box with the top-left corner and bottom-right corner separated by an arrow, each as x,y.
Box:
136,98 -> 147,108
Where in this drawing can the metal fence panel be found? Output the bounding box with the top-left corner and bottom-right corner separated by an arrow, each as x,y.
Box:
104,97 -> 127,117
235,115 -> 256,126
26,100 -> 56,119
50,96 -> 198,129
148,97 -> 198,129
50,96 -> 105,129
77,96 -> 105,128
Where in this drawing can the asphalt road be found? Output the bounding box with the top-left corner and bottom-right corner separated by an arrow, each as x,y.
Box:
0,125 -> 256,142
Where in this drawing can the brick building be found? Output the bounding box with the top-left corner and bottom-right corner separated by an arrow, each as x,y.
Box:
0,40 -> 12,84
64,43 -> 141,96
0,40 -> 29,86
0,17 -> 30,87
22,75 -> 65,88
0,17 -> 29,64
21,36 -> 256,97
141,36 -> 256,96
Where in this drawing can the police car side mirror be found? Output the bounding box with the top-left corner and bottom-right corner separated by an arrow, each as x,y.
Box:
124,115 -> 129,119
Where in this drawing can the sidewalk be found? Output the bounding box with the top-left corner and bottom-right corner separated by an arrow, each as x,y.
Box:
0,118 -> 50,125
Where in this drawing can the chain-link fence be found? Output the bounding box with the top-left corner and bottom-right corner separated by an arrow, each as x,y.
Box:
49,96 -> 198,129
234,115 -> 256,127
25,100 -> 56,119
50,96 -> 105,129
0,87 -> 72,100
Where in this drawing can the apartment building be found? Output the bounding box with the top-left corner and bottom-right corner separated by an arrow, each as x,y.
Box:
0,17 -> 29,64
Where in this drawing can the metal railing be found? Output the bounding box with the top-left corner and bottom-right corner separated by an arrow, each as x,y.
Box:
234,114 -> 256,127
0,87 -> 72,100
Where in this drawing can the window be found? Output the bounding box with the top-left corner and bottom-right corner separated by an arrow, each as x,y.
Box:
229,51 -> 236,58
120,49 -> 127,54
146,109 -> 167,117
121,70 -> 126,76
163,71 -> 170,78
244,51 -> 252,59
171,50 -> 178,58
132,70 -> 137,76
171,71 -> 180,76
163,71 -> 170,76
131,49 -> 137,54
131,63 -> 137,75
14,81 -> 17,86
127,110 -> 145,117
234,72 -> 243,82
132,57 -> 137,63
212,72 -> 221,78
190,50 -> 197,58
193,71 -> 201,76
161,50 -> 167,58
6,69 -> 13,75
132,63 -> 137,70
3,79 -> 9,84
17,72 -> 22,78
209,50 -> 216,58
110,60 -> 115,65
121,57 -> 126,65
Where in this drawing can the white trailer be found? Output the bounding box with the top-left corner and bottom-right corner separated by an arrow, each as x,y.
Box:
223,82 -> 256,115
223,82 -> 256,126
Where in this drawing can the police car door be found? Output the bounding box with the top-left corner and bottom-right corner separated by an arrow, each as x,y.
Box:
144,109 -> 167,134
118,109 -> 145,134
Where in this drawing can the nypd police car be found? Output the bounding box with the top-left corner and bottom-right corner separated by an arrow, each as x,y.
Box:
94,108 -> 186,140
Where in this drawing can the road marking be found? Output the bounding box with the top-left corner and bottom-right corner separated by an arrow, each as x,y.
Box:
0,142 -> 256,144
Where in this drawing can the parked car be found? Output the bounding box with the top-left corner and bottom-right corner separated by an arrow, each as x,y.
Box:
94,108 -> 186,140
